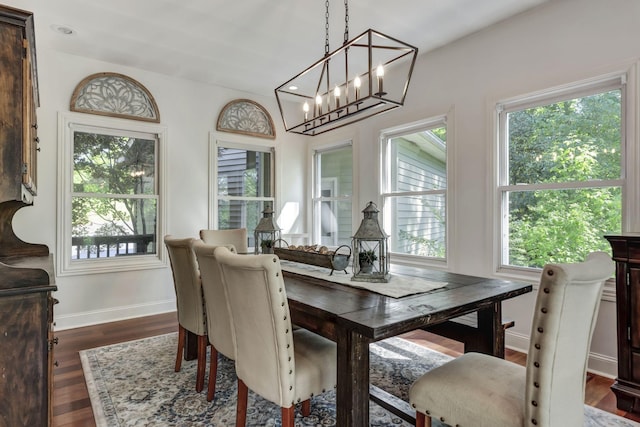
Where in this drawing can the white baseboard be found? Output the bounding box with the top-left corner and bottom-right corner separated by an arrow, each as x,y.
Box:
506,330 -> 617,379
53,300 -> 176,331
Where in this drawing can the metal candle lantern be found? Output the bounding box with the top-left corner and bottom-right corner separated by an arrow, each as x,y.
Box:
254,203 -> 281,254
352,201 -> 389,282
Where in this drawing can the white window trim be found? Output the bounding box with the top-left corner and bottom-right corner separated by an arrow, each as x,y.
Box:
379,113 -> 454,269
56,111 -> 168,276
208,135 -> 276,230
310,141 -> 354,246
490,64 -> 639,302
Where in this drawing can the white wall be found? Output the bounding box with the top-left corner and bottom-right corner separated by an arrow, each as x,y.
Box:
6,0 -> 638,377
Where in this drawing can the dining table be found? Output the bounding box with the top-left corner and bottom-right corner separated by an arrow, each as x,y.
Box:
281,262 -> 533,427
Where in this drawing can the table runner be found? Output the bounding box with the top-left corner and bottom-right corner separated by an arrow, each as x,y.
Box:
280,260 -> 447,298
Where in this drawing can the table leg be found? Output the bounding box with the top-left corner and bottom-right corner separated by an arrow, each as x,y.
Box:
472,302 -> 504,357
336,327 -> 370,426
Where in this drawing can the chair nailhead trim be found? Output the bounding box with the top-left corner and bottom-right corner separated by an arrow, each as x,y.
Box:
535,343 -> 540,349
532,418 -> 538,425
534,382 -> 539,388
426,410 -> 430,415
532,400 -> 538,406
276,272 -> 279,277
537,327 -> 543,333
534,362 -> 540,368
440,417 -> 445,422
541,307 -> 547,313
273,258 -> 277,262
543,288 -> 550,293
546,269 -> 554,276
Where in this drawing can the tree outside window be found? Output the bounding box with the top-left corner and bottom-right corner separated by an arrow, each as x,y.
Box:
71,129 -> 159,260
498,79 -> 623,269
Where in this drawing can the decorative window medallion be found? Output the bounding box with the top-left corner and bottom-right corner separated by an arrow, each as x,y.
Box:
216,99 -> 275,139
70,72 -> 160,123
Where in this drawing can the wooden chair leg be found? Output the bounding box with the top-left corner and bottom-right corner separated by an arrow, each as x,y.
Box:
195,334 -> 207,392
175,325 -> 185,372
416,412 -> 430,427
207,346 -> 219,402
301,399 -> 311,417
236,379 -> 248,427
281,405 -> 295,427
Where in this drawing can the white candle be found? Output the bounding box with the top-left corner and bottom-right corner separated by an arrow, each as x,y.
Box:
316,94 -> 323,115
376,65 -> 385,95
303,102 -> 309,121
354,76 -> 361,100
334,86 -> 341,109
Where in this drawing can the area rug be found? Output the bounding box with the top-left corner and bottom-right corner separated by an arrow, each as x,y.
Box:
80,333 -> 639,427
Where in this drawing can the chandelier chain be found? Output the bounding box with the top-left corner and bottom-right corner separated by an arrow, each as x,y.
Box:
325,0 -> 330,56
344,0 -> 349,45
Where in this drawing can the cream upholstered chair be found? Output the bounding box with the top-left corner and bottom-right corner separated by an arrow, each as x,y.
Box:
215,246 -> 337,427
164,236 -> 207,393
200,228 -> 248,253
409,251 -> 613,427
192,240 -> 237,402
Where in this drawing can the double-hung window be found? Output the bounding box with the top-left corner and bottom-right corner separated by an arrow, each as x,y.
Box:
380,117 -> 448,261
58,113 -> 166,275
497,75 -> 625,271
213,141 -> 274,249
311,143 -> 353,247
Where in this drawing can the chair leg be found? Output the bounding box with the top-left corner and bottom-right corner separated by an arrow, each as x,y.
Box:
207,346 -> 219,402
175,325 -> 185,372
196,334 -> 207,392
301,399 -> 311,417
416,412 -> 432,427
281,405 -> 295,427
236,379 -> 248,427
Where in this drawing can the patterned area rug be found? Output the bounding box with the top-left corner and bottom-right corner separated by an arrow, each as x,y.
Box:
81,333 -> 639,426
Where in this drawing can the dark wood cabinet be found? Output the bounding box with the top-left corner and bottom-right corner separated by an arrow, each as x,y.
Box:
605,234 -> 640,414
0,4 -> 57,427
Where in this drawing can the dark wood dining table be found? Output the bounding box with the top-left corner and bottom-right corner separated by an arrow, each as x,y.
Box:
282,264 -> 533,427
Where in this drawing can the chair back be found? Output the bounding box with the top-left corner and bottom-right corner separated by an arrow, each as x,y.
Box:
164,236 -> 206,336
215,246 -> 296,406
525,251 -> 613,426
193,241 -> 236,360
200,228 -> 248,253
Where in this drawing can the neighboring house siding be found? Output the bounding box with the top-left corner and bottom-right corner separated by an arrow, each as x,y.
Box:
393,140 -> 446,254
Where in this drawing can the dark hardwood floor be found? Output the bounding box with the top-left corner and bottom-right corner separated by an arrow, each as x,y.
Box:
52,312 -> 640,426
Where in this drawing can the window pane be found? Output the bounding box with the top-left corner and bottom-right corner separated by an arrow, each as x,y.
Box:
73,131 -> 156,195
318,200 -> 352,247
389,127 -> 446,192
217,147 -> 272,197
217,199 -> 266,247
506,187 -> 621,268
320,146 -> 352,197
387,194 -> 445,257
71,196 -> 157,259
507,90 -> 621,185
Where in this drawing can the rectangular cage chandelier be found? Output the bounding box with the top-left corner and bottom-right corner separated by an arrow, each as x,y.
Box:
274,2 -> 418,136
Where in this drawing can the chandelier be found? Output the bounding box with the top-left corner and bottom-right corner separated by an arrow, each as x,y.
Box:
274,0 -> 418,136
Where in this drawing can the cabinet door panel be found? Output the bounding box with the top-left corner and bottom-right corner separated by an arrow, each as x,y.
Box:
630,268 -> 640,348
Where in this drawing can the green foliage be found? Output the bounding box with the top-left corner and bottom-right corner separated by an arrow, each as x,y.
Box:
72,131 -> 156,238
506,90 -> 622,268
359,249 -> 378,264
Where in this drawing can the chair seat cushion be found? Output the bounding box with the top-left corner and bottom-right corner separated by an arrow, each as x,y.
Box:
409,352 -> 525,427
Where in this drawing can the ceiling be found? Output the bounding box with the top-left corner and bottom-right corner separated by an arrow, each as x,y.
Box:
9,0 -> 549,97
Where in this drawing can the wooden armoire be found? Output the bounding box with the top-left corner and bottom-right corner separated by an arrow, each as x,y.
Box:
0,4 -> 57,426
